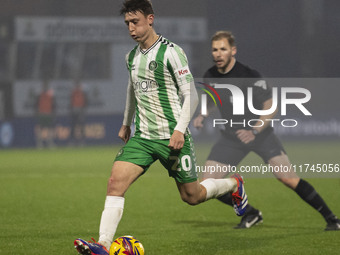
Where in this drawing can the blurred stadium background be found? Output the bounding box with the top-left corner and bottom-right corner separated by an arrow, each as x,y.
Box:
1,1 -> 340,254
0,0 -> 340,148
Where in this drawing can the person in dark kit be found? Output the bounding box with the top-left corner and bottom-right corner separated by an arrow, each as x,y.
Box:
193,30 -> 340,231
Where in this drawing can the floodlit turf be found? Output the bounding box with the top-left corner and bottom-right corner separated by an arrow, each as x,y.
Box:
1,141 -> 340,254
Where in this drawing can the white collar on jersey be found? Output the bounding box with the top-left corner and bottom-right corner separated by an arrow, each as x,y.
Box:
140,35 -> 162,55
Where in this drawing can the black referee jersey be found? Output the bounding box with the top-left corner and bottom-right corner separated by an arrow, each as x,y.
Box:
203,61 -> 274,136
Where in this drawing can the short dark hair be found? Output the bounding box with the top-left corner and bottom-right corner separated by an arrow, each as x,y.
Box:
211,31 -> 236,47
120,0 -> 154,16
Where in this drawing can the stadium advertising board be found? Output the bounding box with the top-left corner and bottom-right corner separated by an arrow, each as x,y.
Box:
15,17 -> 207,42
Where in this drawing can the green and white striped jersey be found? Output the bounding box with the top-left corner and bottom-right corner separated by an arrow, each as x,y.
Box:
125,36 -> 194,140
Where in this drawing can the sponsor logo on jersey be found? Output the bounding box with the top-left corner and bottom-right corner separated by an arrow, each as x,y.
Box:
133,79 -> 159,94
177,66 -> 190,78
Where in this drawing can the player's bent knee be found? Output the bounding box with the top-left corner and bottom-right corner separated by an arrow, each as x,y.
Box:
106,169 -> 130,196
181,195 -> 201,206
179,191 -> 202,205
277,177 -> 300,189
177,181 -> 205,205
106,161 -> 144,196
107,177 -> 126,196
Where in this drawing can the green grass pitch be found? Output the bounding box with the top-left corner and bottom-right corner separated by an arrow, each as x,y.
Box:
1,141 -> 339,254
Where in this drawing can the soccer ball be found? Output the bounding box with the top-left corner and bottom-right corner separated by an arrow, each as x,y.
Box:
109,235 -> 145,255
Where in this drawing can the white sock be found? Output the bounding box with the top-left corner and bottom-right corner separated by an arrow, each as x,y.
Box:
98,196 -> 125,250
200,178 -> 237,201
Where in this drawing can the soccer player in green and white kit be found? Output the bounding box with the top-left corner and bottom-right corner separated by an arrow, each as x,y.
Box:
74,1 -> 248,254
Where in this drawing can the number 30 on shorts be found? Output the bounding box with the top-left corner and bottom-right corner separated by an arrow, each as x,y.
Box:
169,155 -> 192,172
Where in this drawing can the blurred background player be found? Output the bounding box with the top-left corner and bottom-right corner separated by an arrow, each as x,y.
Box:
35,80 -> 55,148
193,30 -> 340,231
70,80 -> 87,146
73,2 -> 249,255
